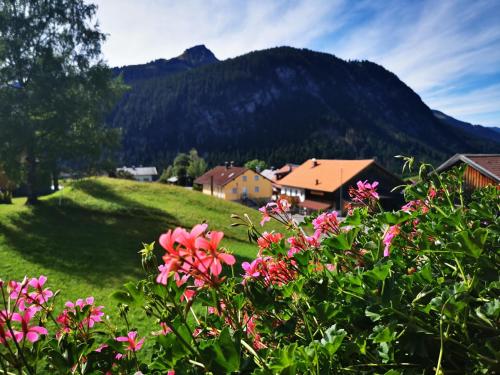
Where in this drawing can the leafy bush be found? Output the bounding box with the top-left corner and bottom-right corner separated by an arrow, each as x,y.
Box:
1,160 -> 499,374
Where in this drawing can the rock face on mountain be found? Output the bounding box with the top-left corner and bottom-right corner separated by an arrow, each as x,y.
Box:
109,46 -> 500,172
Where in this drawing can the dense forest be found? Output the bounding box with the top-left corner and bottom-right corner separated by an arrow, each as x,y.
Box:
108,46 -> 500,173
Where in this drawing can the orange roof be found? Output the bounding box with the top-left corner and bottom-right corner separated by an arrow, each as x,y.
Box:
278,159 -> 375,192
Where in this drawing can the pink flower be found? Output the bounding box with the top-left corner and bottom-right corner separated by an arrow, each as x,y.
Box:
115,331 -> 145,352
196,231 -> 236,276
257,232 -> 283,254
242,259 -> 262,281
57,297 -> 104,333
242,257 -> 296,286
382,225 -> 400,257
157,224 -> 236,289
312,211 -> 340,237
258,206 -> 271,226
95,343 -> 109,352
27,276 -> 53,304
349,180 -> 379,205
152,322 -> 172,336
11,306 -> 48,343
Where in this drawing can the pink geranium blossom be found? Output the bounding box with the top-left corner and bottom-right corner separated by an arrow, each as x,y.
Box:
156,224 -> 236,293
257,232 -> 283,254
26,275 -> 53,306
348,180 -> 380,209
382,225 -> 400,257
312,211 -> 340,237
115,331 -> 145,352
10,306 -> 48,343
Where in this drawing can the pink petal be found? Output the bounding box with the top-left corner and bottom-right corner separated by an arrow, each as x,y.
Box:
26,331 -> 39,343
135,338 -> 145,351
219,253 -> 235,265
115,336 -> 129,342
191,224 -> 208,238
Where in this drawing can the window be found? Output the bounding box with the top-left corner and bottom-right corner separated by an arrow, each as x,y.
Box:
254,175 -> 259,181
242,175 -> 247,182
254,186 -> 260,193
232,187 -> 237,194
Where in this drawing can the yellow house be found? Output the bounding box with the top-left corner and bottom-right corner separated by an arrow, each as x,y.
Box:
194,166 -> 273,201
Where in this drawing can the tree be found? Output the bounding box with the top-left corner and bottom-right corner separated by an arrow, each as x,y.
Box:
244,159 -> 267,172
158,165 -> 173,184
187,149 -> 207,181
172,153 -> 190,186
0,0 -> 126,204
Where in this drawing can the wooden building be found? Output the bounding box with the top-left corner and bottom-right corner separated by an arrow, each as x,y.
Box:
278,158 -> 403,213
436,154 -> 500,190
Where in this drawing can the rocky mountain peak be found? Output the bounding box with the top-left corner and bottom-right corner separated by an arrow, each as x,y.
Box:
177,45 -> 219,66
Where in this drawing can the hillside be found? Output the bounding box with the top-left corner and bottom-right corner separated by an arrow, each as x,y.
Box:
109,46 -> 500,172
432,109 -> 500,143
0,178 -> 266,309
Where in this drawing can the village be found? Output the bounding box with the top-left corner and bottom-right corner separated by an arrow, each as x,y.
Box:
117,153 -> 500,215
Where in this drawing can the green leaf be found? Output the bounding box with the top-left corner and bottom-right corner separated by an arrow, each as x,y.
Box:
363,261 -> 392,284
370,325 -> 396,343
269,343 -> 298,374
457,228 -> 488,258
342,209 -> 362,226
319,324 -> 346,355
380,211 -> 412,225
201,327 -> 240,373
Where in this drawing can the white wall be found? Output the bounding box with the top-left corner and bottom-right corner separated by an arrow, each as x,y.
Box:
281,186 -> 305,202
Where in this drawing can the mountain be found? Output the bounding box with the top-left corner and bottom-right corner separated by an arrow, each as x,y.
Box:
108,46 -> 500,172
112,45 -> 218,83
432,110 -> 500,143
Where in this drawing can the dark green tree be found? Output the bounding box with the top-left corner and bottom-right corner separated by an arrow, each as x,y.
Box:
172,153 -> 190,186
0,0 -> 125,204
187,149 -> 207,181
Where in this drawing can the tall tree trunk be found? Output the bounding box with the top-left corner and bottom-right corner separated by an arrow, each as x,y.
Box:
25,149 -> 38,205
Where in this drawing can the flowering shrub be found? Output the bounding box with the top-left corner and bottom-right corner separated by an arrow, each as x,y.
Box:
1,159 -> 499,374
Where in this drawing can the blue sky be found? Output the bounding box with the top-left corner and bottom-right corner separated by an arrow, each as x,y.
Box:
91,0 -> 500,126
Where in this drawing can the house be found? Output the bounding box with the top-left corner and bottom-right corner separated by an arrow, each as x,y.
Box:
194,165 -> 273,201
261,164 -> 299,199
436,154 -> 500,190
116,166 -> 158,182
278,158 -> 403,213
274,163 -> 298,180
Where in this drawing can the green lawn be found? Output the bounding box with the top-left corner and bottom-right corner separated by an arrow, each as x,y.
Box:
0,177 -> 268,329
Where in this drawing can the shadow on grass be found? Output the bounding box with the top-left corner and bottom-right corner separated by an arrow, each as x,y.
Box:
0,180 -> 254,286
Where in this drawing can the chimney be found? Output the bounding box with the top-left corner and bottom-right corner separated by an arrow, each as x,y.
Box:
315,179 -> 319,185
312,158 -> 318,167
224,161 -> 229,169
230,161 -> 234,168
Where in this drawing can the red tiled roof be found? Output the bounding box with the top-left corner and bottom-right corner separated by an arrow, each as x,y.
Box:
278,159 -> 375,192
298,199 -> 332,211
194,166 -> 247,186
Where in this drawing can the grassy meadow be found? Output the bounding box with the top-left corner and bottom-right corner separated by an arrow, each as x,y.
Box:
0,177 -> 268,330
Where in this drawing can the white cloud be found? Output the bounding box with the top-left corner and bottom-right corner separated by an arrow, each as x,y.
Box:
89,0 -> 500,126
91,0 -> 343,65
